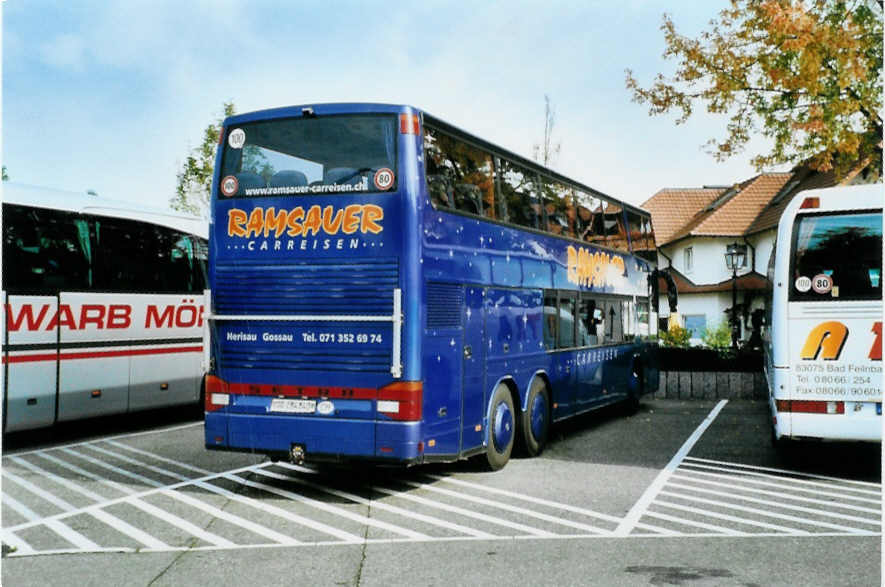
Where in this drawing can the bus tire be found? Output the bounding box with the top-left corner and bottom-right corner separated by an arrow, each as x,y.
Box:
484,383 -> 515,471
521,378 -> 549,457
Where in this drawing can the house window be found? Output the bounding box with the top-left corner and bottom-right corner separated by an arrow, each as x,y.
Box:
684,247 -> 694,273
684,314 -> 706,339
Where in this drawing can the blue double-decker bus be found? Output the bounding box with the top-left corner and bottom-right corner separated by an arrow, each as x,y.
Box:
204,103 -> 660,469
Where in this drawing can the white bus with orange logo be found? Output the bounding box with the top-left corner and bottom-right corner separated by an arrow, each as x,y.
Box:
2,184 -> 208,433
765,183 -> 882,444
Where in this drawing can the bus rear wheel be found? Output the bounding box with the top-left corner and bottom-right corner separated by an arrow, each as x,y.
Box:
484,383 -> 515,471
521,378 -> 549,457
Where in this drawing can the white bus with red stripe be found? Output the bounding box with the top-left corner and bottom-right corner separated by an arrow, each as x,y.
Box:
765,183 -> 882,444
2,183 -> 208,432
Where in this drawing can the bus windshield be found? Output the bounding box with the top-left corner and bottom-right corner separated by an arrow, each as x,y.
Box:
218,114 -> 398,198
790,211 -> 882,301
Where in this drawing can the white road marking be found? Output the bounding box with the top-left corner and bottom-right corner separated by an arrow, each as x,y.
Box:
36,451 -> 138,496
271,463 -> 495,539
2,470 -> 77,512
643,510 -> 743,535
160,488 -> 302,546
2,493 -> 41,522
125,496 -> 236,548
660,490 -> 877,535
184,479 -> 362,543
682,457 -> 882,491
653,499 -> 810,534
671,472 -> 882,514
671,466 -> 882,505
42,518 -> 102,550
60,448 -> 165,488
615,400 -> 728,536
87,508 -> 170,550
371,484 -> 556,537
427,475 -> 624,524
399,480 -> 609,535
221,472 -> 429,540
666,481 -> 881,526
0,530 -> 36,555
105,440 -> 214,476
82,444 -> 192,482
10,456 -> 106,502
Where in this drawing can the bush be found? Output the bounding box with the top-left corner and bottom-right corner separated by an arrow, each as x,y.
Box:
660,325 -> 691,348
701,321 -> 732,352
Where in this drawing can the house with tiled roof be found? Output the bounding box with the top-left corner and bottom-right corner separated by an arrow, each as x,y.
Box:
642,162 -> 874,345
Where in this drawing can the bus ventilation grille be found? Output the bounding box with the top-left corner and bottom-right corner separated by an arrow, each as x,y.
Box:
213,258 -> 399,316
426,282 -> 463,329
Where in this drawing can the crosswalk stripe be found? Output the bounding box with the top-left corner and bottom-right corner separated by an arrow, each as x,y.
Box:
161,488 -> 302,546
222,472 -> 428,540
125,496 -> 236,547
272,464 -> 495,539
671,472 -> 882,514
653,499 -> 811,534
400,481 -> 609,535
660,490 -> 877,535
371,484 -> 556,537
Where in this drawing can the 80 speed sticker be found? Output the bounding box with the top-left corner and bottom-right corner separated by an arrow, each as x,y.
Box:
373,168 -> 395,191
220,175 -> 239,197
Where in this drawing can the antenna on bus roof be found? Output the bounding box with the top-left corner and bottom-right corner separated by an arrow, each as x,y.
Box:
301,107 -> 316,118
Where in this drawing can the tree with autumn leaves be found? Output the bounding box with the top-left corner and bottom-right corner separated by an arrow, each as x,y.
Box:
626,0 -> 882,178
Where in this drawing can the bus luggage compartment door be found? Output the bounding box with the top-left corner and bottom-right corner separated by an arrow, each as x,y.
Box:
57,292 -> 129,421
460,286 -> 486,452
4,295 -> 58,432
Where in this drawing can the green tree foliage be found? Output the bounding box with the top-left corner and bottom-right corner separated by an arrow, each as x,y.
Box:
2,165 -> 8,181
170,102 -> 235,218
625,1 -> 883,178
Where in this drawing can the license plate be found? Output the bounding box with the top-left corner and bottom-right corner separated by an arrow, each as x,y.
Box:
269,398 -> 316,414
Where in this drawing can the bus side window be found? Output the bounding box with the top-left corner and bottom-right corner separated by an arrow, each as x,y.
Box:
499,159 -> 539,229
423,126 -> 495,218
578,296 -> 600,347
543,293 -> 557,350
558,295 -> 576,348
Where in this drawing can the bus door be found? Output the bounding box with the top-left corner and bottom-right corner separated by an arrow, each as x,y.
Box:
57,292 -> 129,421
4,294 -> 58,432
461,286 -> 486,452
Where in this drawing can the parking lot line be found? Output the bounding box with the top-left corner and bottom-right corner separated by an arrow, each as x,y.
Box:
653,499 -> 811,534
125,496 -> 236,548
59,448 -> 165,488
643,510 -> 744,535
615,400 -> 729,536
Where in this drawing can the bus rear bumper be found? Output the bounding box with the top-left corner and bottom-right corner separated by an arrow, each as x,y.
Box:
205,412 -> 423,463
775,411 -> 882,443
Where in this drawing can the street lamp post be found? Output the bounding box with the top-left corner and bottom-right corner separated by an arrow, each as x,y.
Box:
724,243 -> 748,350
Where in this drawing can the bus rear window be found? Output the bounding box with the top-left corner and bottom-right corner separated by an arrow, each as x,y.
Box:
218,114 -> 397,198
790,211 -> 882,301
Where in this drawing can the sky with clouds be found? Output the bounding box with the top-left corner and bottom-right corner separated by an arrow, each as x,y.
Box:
3,1 -> 779,212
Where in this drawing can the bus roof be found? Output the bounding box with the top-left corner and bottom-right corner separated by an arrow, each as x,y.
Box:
3,182 -> 208,239
787,183 -> 883,216
223,102 -> 650,218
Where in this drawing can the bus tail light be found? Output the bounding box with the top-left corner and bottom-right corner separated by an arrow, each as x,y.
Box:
776,400 -> 844,414
377,381 -> 423,421
205,375 -> 229,412
800,197 -> 820,209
